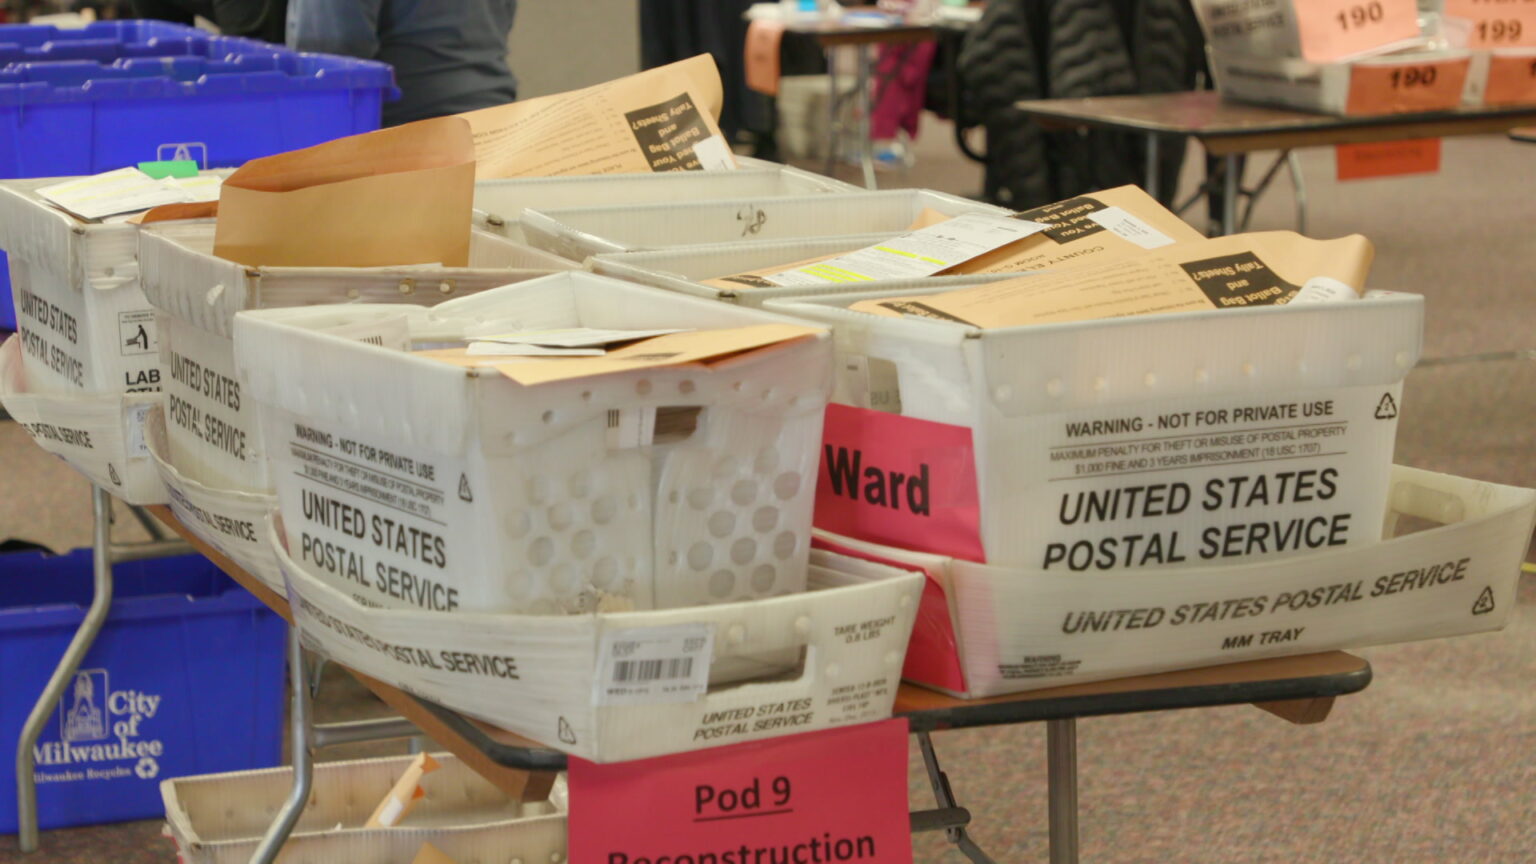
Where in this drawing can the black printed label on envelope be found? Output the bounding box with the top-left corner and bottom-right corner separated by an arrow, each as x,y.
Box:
1180,251 -> 1301,308
625,93 -> 712,172
1014,196 -> 1108,243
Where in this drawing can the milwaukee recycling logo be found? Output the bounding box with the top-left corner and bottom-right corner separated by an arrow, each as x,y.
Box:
35,669 -> 166,783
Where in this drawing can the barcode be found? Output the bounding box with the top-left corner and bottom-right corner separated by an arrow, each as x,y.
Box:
607,408 -> 621,428
613,657 -> 693,683
360,335 -> 384,346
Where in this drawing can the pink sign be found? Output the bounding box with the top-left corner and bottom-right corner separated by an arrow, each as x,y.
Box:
813,536 -> 968,695
568,720 -> 914,864
814,404 -> 984,562
1294,0 -> 1419,62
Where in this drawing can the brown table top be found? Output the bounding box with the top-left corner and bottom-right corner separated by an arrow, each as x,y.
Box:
780,7 -> 937,46
1015,91 -> 1536,155
897,651 -> 1369,731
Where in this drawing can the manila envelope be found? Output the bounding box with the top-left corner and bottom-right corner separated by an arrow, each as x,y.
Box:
418,324 -> 820,386
212,116 -> 475,268
851,231 -> 1374,327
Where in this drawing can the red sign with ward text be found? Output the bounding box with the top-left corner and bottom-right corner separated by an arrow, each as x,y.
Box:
814,404 -> 984,562
568,719 -> 914,864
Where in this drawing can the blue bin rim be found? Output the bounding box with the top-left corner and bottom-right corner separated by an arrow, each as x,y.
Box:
0,549 -> 272,632
0,52 -> 398,105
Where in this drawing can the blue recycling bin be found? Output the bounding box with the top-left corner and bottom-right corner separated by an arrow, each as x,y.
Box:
0,546 -> 286,832
0,19 -> 399,328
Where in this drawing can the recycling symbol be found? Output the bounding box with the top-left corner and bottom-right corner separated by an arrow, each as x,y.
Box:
134,756 -> 159,780
458,473 -> 474,503
1374,393 -> 1398,420
1472,587 -> 1495,616
557,716 -> 577,746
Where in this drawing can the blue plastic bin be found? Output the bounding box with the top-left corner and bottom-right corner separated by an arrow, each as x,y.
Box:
0,547 -> 285,832
0,18 -> 397,328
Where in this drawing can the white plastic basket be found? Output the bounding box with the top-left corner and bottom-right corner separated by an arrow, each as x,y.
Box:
274,519 -> 924,762
161,752 -> 566,864
0,176 -> 162,396
822,466 -> 1536,698
587,235 -> 1014,306
137,220 -> 575,493
474,163 -> 855,243
0,334 -> 166,504
764,287 -> 1424,569
520,189 -> 1011,261
144,403 -> 281,593
235,272 -> 834,615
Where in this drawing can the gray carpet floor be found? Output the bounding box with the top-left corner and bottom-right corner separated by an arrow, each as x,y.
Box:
0,127 -> 1532,862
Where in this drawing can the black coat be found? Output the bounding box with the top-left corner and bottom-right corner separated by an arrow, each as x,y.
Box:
958,0 -> 1205,208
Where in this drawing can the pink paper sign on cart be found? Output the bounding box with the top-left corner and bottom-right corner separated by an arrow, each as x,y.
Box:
569,719 -> 914,864
814,403 -> 986,563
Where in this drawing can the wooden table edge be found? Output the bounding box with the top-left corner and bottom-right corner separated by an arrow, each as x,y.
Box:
895,651 -> 1370,731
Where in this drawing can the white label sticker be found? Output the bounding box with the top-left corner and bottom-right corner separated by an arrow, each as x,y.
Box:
766,213 -> 1050,286
595,623 -> 714,705
692,135 -> 738,171
1086,206 -> 1177,250
126,402 -> 152,458
1290,277 -> 1358,304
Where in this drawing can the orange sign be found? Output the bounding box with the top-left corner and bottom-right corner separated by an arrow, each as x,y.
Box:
1336,138 -> 1442,180
1482,52 -> 1536,104
745,20 -> 785,96
1443,0 -> 1536,48
1344,57 -> 1471,114
1294,0 -> 1420,62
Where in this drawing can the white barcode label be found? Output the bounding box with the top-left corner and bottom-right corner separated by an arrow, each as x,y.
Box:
595,623 -> 714,705
606,407 -> 656,449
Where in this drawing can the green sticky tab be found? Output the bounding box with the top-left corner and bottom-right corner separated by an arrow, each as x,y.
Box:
136,160 -> 199,179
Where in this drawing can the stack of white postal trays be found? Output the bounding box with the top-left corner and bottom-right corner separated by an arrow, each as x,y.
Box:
234,272 -> 925,761
137,218 -> 574,593
0,178 -> 172,504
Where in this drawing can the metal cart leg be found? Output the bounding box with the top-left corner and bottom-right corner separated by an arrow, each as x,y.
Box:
1287,151 -> 1308,236
1046,718 -> 1079,864
248,626 -> 315,864
1221,154 -> 1241,236
824,48 -> 842,178
856,43 -> 877,190
15,487 -> 115,853
915,732 -> 996,864
1145,133 -> 1160,202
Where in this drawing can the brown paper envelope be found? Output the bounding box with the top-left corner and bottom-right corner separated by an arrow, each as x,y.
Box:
212,117 -> 474,267
418,324 -> 819,386
412,843 -> 460,864
132,201 -> 218,224
458,54 -> 728,179
850,232 -> 1374,328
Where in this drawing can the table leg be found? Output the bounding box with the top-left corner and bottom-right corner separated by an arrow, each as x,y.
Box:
1287,150 -> 1308,236
1145,133 -> 1160,202
824,48 -> 841,179
15,487 -> 116,853
247,626 -> 314,864
1221,153 -> 1240,237
856,43 -> 877,190
1047,718 -> 1079,864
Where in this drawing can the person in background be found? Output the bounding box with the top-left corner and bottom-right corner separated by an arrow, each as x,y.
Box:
288,0 -> 519,126
131,0 -> 520,126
